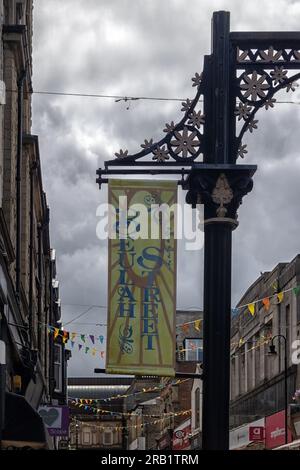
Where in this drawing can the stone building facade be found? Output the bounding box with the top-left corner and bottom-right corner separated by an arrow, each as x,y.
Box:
124,376 -> 174,450
0,0 -> 69,447
230,255 -> 300,429
68,377 -> 132,450
174,310 -> 202,428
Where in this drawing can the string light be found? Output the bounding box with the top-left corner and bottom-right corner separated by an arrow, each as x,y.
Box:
69,378 -> 189,404
71,401 -> 191,419
69,410 -> 191,431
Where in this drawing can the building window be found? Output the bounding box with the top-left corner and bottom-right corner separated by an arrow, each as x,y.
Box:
254,334 -> 260,386
240,345 -> 245,394
195,388 -> 200,429
83,431 -> 90,445
54,344 -> 62,393
184,338 -> 203,362
286,304 -> 290,365
246,340 -> 254,391
16,0 -> 26,25
92,430 -> 98,445
264,320 -> 273,379
103,430 -> 113,445
231,357 -> 235,399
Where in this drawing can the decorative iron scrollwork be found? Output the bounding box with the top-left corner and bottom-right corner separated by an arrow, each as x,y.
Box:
107,42 -> 300,168
237,46 -> 300,64
109,73 -> 205,165
234,44 -> 300,161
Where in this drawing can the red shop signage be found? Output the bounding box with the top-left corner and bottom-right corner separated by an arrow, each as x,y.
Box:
265,410 -> 292,449
249,426 -> 265,441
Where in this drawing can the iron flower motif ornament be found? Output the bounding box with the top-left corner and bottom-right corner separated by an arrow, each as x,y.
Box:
170,126 -> 201,158
235,44 -> 300,161
152,146 -> 169,162
239,70 -> 270,101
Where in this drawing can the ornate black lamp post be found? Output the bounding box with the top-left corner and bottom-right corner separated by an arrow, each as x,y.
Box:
96,11 -> 300,449
269,335 -> 288,445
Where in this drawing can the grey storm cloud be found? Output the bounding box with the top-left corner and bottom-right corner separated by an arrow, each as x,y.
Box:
32,0 -> 300,375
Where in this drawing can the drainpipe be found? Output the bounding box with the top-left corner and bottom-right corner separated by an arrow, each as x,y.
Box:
29,161 -> 37,348
37,221 -> 43,351
0,340 -> 6,450
49,251 -> 54,402
16,70 -> 26,302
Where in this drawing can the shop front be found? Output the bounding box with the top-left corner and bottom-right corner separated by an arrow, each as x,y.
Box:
230,418 -> 265,450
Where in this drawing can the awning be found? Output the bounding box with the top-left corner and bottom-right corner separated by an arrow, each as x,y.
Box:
273,438 -> 300,450
2,392 -> 47,449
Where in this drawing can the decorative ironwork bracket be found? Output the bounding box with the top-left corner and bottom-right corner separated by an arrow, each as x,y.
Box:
96,22 -> 300,189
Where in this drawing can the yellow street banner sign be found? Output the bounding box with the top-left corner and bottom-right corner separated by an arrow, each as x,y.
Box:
106,179 -> 177,376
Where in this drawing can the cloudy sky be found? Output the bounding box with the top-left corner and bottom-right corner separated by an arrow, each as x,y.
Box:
32,0 -> 300,375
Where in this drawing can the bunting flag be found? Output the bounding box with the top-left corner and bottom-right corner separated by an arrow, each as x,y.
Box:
232,283 -> 300,319
45,279 -> 300,355
293,286 -> 300,296
277,292 -> 284,303
231,308 -> 239,317
53,328 -> 60,340
106,179 -> 177,377
248,303 -> 255,316
69,378 -> 188,406
71,400 -> 191,418
78,344 -> 83,351
69,409 -> 191,431
85,347 -> 90,354
62,331 -> 69,344
48,326 -> 104,346
272,281 -> 279,292
194,319 -> 202,332
181,323 -> 190,334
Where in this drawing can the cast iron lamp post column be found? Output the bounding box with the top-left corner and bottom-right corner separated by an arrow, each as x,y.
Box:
185,165 -> 256,450
269,335 -> 288,445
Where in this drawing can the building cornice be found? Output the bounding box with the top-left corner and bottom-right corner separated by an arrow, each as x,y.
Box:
3,24 -> 32,89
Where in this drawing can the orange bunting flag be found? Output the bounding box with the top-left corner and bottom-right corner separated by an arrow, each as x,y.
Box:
62,331 -> 69,344
277,292 -> 284,303
262,297 -> 270,311
248,303 -> 255,316
194,320 -> 202,332
71,332 -> 77,341
53,328 -> 59,340
181,323 -> 190,334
